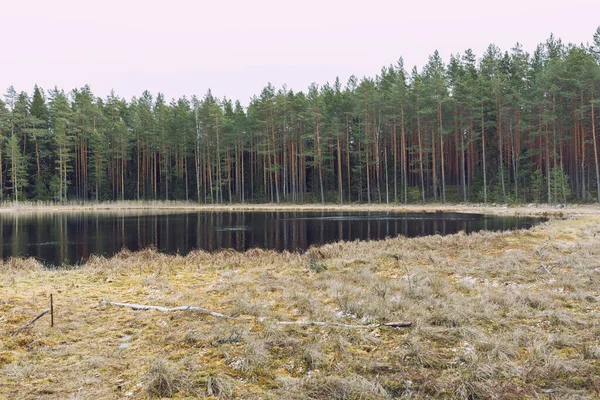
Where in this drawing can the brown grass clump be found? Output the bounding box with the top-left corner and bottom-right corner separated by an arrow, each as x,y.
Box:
292,374 -> 389,399
146,359 -> 183,398
206,373 -> 234,398
1,205 -> 600,398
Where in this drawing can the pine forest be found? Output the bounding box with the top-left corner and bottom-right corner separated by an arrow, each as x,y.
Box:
2,31 -> 600,205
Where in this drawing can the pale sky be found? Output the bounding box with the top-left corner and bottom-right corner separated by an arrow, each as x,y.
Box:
2,0 -> 599,105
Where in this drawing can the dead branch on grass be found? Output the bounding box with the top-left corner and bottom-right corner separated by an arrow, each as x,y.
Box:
535,243 -> 553,274
13,309 -> 49,335
104,300 -> 412,329
103,301 -> 234,319
271,320 -> 412,329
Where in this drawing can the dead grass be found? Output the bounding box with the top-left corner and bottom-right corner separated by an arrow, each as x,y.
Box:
146,359 -> 184,398
0,199 -> 595,218
1,205 -> 600,398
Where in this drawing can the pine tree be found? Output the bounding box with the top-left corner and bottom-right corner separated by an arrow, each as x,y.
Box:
5,132 -> 27,201
49,88 -> 73,201
0,99 -> 8,200
29,85 -> 51,199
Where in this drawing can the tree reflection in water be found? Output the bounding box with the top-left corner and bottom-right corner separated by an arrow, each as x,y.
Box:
0,211 -> 544,266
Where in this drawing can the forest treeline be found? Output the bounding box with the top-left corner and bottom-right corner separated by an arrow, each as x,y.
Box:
2,30 -> 600,204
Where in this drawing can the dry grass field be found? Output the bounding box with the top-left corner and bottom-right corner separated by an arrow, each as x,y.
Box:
1,204 -> 599,399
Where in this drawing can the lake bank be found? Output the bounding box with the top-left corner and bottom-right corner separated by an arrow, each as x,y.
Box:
0,200 -> 595,217
1,207 -> 600,398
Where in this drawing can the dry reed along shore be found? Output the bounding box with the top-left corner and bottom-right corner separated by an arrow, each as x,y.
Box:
1,204 -> 600,399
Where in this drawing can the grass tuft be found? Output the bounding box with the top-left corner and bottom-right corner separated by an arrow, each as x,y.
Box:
146,359 -> 183,398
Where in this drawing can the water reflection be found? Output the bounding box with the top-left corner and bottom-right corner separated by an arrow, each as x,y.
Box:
0,211 -> 544,266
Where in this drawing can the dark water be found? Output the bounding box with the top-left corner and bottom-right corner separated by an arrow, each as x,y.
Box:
0,211 -> 544,266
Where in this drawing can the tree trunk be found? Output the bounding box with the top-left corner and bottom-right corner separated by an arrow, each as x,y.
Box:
346,114 -> 352,202
591,87 -> 600,203
438,100 -> 446,203
497,94 -> 506,201
545,115 -> 551,203
384,143 -> 389,204
337,135 -> 343,203
393,121 -> 397,202
461,115 -> 467,202
431,125 -> 437,201
401,102 -> 408,203
417,96 -> 425,202
481,103 -> 487,203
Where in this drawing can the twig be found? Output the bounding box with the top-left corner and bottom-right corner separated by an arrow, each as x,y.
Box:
50,294 -> 54,328
535,243 -> 553,274
389,255 -> 413,296
537,262 -> 553,274
403,264 -> 413,296
103,301 -> 234,319
13,309 -> 50,336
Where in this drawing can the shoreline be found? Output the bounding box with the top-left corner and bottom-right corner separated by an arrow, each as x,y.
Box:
0,201 -> 596,218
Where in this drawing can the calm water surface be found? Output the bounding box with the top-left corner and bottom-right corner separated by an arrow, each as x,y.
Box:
0,211 -> 545,266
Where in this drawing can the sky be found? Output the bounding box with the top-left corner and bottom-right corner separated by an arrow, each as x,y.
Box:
2,0 -> 599,105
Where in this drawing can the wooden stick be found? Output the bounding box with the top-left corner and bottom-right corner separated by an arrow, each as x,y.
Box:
50,294 -> 54,328
380,321 -> 413,328
13,309 -> 50,335
104,301 -> 234,319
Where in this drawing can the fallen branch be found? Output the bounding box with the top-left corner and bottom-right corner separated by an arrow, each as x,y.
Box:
270,320 -> 412,329
535,243 -> 553,274
537,262 -> 553,274
103,301 -> 234,319
104,300 -> 412,329
13,309 -> 49,336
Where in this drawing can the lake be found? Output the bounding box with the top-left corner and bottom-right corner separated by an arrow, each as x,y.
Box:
0,211 -> 544,266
